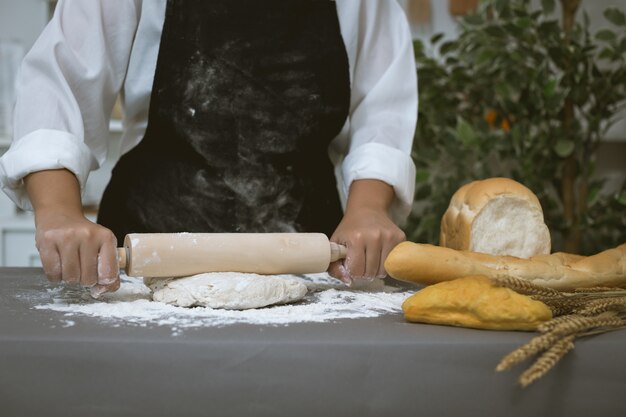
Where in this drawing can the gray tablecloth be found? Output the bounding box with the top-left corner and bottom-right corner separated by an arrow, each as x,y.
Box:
1,268 -> 624,417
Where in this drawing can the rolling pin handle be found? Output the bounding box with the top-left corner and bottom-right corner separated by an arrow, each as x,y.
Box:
330,242 -> 347,262
117,247 -> 127,270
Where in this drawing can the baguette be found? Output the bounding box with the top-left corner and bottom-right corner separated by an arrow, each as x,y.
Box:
385,242 -> 626,290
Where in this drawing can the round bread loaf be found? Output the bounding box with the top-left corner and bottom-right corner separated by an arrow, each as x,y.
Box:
440,177 -> 551,258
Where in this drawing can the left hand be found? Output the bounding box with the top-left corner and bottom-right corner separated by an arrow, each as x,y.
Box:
327,180 -> 406,284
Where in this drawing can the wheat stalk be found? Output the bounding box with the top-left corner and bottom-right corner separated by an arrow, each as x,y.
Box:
492,276 -> 562,297
496,332 -> 562,371
546,312 -> 624,337
573,287 -> 623,293
519,336 -> 575,388
537,314 -> 581,333
577,297 -> 626,316
494,278 -> 626,386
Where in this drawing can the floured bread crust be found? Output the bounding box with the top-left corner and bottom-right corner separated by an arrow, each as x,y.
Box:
402,275 -> 552,330
440,177 -> 551,258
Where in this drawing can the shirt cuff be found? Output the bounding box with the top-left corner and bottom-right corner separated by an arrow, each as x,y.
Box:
341,142 -> 416,224
0,129 -> 96,211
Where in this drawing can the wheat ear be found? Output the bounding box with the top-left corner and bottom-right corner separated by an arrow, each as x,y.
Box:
537,314 -> 581,333
547,312 -> 625,337
496,332 -> 561,372
576,297 -> 626,316
492,276 -> 562,297
519,336 -> 575,387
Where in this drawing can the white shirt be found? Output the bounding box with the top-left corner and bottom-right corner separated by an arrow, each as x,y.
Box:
0,0 -> 417,223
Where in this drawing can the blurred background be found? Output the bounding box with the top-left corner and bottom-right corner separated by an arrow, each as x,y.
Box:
0,0 -> 624,266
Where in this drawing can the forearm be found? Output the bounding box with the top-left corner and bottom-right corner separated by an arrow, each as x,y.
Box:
25,169 -> 84,217
345,179 -> 395,215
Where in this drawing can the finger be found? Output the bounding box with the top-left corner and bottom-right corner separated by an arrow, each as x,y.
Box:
90,279 -> 120,299
379,230 -> 406,278
364,238 -> 382,279
60,242 -> 81,284
79,243 -> 98,287
379,241 -> 396,278
346,240 -> 365,279
97,232 -> 119,286
328,260 -> 351,284
39,245 -> 62,282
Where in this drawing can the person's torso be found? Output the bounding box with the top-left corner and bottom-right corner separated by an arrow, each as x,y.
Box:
98,0 -> 351,240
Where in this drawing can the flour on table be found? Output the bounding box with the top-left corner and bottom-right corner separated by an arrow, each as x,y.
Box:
144,273 -> 308,309
29,273 -> 413,333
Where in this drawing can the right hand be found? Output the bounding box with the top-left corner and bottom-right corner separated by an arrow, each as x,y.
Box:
34,208 -> 119,297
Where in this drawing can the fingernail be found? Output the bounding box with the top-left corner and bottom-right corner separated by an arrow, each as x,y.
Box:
337,264 -> 352,285
99,277 -> 117,285
90,285 -> 107,299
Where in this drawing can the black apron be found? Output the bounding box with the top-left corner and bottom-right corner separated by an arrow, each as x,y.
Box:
98,0 -> 351,243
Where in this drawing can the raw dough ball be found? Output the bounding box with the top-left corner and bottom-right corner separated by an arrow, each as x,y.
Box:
144,273 -> 308,310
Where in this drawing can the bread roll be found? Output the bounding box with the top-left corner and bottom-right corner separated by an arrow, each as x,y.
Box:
385,242 -> 626,290
402,276 -> 552,330
440,178 -> 551,258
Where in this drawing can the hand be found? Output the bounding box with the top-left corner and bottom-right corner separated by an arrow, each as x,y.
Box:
327,180 -> 405,284
35,209 -> 120,297
25,169 -> 119,297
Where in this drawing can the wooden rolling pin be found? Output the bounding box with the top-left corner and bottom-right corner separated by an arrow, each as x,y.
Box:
116,233 -> 347,278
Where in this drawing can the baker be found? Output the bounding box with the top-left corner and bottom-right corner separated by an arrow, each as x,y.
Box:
0,0 -> 417,296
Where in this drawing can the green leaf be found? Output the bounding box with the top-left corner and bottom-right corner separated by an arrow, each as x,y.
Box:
587,185 -> 601,208
440,41 -> 457,55
515,17 -> 534,29
604,8 -> 626,26
541,0 -> 555,14
430,33 -> 445,45
464,14 -> 484,26
539,21 -> 560,37
493,0 -> 509,16
598,47 -> 614,60
544,78 -> 558,97
456,117 -> 477,146
554,139 -> 575,158
476,49 -> 496,66
618,190 -> 626,206
495,82 -> 513,100
415,169 -> 430,183
485,25 -> 507,38
596,29 -> 617,42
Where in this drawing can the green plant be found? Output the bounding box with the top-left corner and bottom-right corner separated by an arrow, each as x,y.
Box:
406,0 -> 626,254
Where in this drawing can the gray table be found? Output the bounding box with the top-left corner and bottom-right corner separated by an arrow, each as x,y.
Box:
1,268 -> 624,417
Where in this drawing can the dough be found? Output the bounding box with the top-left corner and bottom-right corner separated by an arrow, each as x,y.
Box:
144,272 -> 308,310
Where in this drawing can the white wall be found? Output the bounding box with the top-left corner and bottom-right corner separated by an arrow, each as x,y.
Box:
0,0 -> 48,50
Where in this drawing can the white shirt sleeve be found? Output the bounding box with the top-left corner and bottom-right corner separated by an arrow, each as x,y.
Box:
335,0 -> 417,224
0,0 -> 141,210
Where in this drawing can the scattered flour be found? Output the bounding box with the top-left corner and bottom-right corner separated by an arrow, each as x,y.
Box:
31,274 -> 413,333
